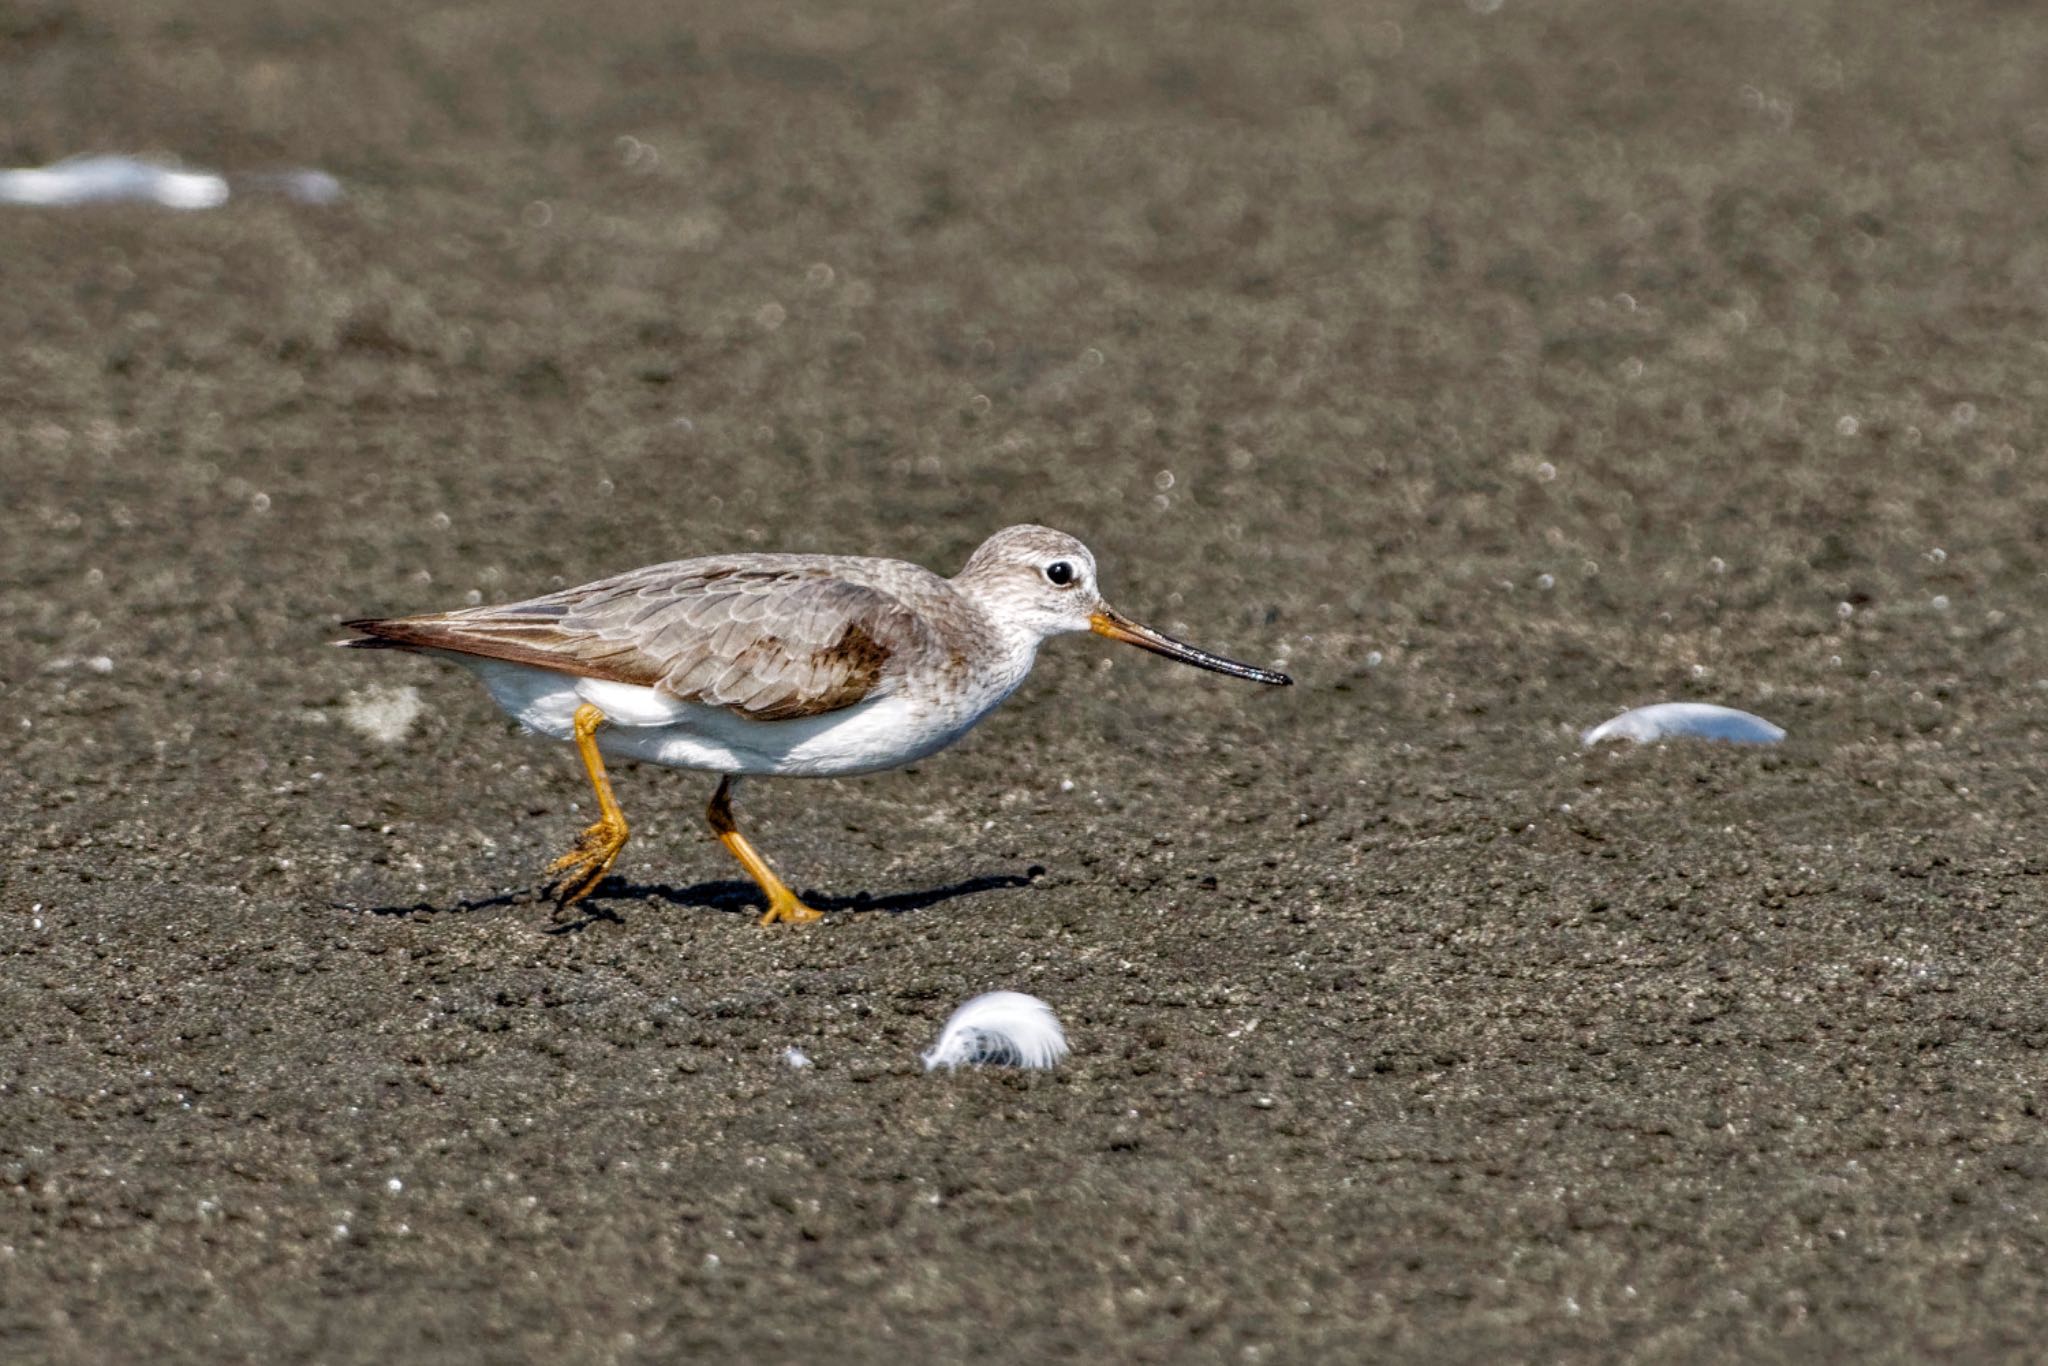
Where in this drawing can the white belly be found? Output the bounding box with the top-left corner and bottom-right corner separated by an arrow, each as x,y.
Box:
457,657 -> 1009,778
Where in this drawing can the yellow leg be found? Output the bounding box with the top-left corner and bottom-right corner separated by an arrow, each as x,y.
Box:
707,776 -> 823,926
545,703 -> 630,908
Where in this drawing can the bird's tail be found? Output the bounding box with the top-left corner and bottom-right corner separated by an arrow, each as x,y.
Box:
334,618 -> 422,651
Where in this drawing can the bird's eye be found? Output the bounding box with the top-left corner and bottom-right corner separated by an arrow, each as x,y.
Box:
1044,560 -> 1076,587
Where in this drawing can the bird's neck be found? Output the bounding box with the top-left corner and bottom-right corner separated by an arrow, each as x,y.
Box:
949,579 -> 1046,692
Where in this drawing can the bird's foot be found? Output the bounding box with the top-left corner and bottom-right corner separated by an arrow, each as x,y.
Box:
545,815 -> 629,909
758,889 -> 825,927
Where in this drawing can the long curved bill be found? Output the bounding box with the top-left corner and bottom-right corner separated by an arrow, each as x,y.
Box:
1090,607 -> 1293,686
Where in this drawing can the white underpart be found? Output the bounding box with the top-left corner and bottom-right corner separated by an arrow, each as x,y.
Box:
922,992 -> 1069,1071
1581,702 -> 1786,747
457,641 -> 1037,779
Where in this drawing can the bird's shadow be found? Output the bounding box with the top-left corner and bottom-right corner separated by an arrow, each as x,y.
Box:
341,866 -> 1044,932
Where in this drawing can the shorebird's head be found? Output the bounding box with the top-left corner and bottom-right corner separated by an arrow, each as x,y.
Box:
954,524 -> 1292,685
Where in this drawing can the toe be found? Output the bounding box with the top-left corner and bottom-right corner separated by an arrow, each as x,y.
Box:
554,859 -> 612,908
759,898 -> 826,926
544,820 -> 628,882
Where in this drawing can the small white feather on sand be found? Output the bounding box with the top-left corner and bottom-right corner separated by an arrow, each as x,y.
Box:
0,155 -> 228,209
922,991 -> 1069,1071
0,155 -> 343,209
1581,702 -> 1785,748
783,1047 -> 813,1069
341,684 -> 424,745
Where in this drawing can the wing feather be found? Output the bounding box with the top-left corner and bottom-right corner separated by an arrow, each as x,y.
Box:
343,560 -> 937,721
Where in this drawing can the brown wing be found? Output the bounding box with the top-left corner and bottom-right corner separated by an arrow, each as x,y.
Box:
343,562 -> 933,721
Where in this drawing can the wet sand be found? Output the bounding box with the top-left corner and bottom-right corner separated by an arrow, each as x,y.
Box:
5,1 -> 2048,1359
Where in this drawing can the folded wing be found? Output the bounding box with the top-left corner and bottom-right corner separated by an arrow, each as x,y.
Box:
343,563 -> 931,721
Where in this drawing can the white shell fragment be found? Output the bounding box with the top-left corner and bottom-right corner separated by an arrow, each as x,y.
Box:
0,155 -> 342,209
922,991 -> 1069,1071
782,1046 -> 813,1069
1581,702 -> 1786,748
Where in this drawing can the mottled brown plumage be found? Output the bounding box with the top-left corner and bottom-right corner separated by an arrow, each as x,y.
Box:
345,557 -> 957,721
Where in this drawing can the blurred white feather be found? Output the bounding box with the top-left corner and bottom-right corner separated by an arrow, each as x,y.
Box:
0,155 -> 344,210
0,155 -> 228,209
922,991 -> 1068,1071
340,683 -> 423,745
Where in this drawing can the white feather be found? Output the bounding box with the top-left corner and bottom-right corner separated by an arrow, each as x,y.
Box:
339,684 -> 424,745
0,154 -> 228,209
922,991 -> 1069,1071
1581,702 -> 1785,747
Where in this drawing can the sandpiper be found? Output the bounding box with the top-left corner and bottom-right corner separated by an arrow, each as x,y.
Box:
339,525 -> 1290,923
